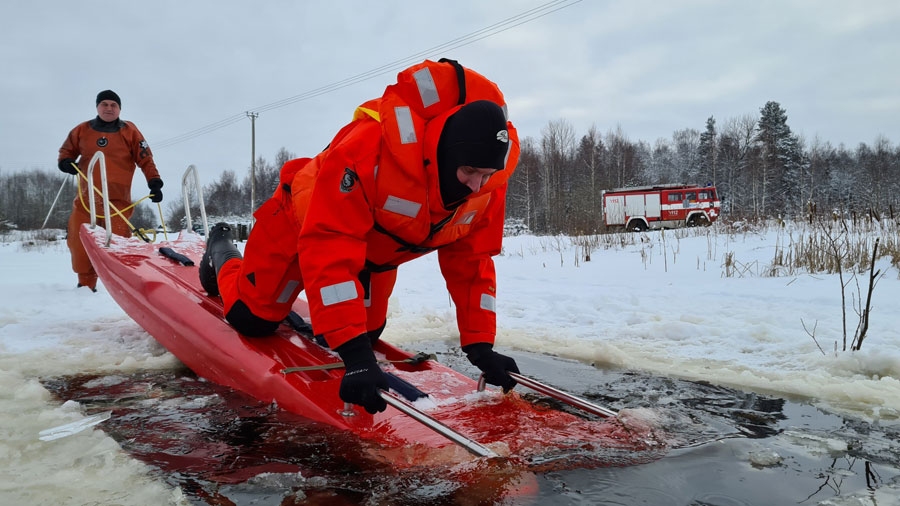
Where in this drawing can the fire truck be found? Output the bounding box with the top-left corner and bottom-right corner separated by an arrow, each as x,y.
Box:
602,184 -> 721,232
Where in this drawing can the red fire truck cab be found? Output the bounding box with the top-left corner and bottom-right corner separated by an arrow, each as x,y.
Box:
602,184 -> 721,232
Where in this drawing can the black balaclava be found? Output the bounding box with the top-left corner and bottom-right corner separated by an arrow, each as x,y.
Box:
436,100 -> 509,209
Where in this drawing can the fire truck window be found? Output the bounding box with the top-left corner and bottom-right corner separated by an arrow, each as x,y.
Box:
699,191 -> 709,200
668,193 -> 682,203
685,192 -> 697,201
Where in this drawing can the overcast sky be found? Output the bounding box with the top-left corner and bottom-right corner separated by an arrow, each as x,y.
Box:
2,0 -> 899,191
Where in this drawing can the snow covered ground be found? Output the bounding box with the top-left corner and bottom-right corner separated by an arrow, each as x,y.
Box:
2,220 -> 899,504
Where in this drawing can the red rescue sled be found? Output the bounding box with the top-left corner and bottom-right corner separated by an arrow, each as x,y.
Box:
80,222 -> 658,469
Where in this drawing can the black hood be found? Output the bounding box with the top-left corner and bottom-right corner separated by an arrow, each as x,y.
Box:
436,100 -> 509,208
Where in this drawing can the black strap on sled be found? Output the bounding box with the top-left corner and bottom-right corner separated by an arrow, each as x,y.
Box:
385,373 -> 429,401
285,311 -> 328,346
286,311 -> 313,334
158,247 -> 195,266
281,351 -> 436,374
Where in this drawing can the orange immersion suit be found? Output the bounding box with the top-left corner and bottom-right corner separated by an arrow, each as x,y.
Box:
58,118 -> 160,289
217,59 -> 520,350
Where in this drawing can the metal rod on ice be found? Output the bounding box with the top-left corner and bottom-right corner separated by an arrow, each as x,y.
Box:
508,372 -> 618,418
379,392 -> 498,458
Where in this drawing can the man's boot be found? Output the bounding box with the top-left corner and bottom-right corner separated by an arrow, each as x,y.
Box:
199,222 -> 242,296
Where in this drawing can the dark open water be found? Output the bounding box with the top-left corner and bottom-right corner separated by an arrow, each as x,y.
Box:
42,342 -> 900,506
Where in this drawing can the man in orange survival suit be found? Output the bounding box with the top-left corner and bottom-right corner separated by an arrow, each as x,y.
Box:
58,89 -> 164,291
200,59 -> 520,414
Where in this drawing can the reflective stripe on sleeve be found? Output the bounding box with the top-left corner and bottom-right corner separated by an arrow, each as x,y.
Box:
413,67 -> 439,108
480,293 -> 496,312
276,280 -> 300,303
320,280 -> 358,306
394,106 -> 417,144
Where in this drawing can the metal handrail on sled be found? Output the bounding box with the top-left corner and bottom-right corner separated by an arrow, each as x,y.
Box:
181,164 -> 209,237
85,151 -> 113,246
87,159 -> 210,244
479,372 -> 619,419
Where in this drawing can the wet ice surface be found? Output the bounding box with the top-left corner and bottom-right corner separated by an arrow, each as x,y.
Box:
40,342 -> 900,506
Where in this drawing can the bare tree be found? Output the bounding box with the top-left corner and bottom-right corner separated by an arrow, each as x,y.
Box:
506,136 -> 540,232
672,128 -> 701,183
718,114 -> 758,218
605,125 -> 638,189
539,119 -> 577,233
573,125 -> 606,232
645,138 -> 676,183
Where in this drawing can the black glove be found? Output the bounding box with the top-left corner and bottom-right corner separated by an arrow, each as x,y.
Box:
463,342 -> 519,393
58,159 -> 78,175
148,178 -> 164,203
336,333 -> 389,414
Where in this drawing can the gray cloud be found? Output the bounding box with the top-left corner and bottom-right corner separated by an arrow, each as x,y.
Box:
2,0 -> 898,191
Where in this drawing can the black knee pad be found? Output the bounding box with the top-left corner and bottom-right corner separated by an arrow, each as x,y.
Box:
226,299 -> 280,337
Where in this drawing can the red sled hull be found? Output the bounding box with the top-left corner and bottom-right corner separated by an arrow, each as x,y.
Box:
80,225 -> 658,469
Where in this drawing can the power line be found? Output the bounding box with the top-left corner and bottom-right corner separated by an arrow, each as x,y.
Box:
153,113 -> 247,149
249,0 -> 580,115
153,0 -> 581,150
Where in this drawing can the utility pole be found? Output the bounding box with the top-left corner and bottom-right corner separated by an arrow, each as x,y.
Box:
246,111 -> 259,225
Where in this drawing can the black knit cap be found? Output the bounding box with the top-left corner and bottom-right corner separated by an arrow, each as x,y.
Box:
96,90 -> 121,107
437,100 -> 509,173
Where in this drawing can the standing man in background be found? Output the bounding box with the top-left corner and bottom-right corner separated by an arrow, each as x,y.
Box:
58,89 -> 164,292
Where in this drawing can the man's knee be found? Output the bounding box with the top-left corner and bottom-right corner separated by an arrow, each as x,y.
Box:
225,299 -> 281,337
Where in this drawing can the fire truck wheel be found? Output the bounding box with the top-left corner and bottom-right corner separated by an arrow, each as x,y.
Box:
627,221 -> 647,232
688,215 -> 710,227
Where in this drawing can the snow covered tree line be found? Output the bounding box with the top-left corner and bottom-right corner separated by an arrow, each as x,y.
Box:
0,148 -> 294,233
506,101 -> 900,235
2,102 -> 898,234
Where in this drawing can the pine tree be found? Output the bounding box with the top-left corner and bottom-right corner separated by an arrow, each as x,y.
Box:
698,116 -> 718,185
755,101 -> 804,216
